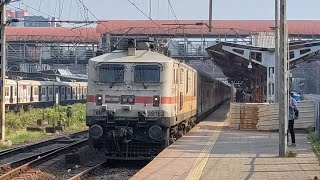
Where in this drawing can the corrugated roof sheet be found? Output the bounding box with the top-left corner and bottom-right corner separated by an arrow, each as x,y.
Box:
7,27 -> 100,43
96,20 -> 320,36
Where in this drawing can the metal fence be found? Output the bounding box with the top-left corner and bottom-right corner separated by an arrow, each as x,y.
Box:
305,94 -> 320,134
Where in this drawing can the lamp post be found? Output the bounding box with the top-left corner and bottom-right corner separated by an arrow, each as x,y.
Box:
278,0 -> 288,157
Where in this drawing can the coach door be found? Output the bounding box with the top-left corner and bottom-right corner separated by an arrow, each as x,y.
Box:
9,86 -> 13,103
30,86 -> 34,102
179,67 -> 184,112
38,86 -> 42,101
64,87 -> 67,100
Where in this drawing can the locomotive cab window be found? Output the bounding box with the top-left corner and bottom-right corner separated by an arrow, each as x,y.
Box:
99,64 -> 125,84
134,65 -> 160,84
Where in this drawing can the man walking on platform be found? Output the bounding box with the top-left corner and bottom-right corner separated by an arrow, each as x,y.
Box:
288,92 -> 298,147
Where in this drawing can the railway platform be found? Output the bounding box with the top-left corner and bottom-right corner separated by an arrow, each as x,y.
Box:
131,103 -> 320,180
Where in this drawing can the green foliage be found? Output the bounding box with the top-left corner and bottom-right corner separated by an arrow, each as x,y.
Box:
286,150 -> 297,158
310,132 -> 320,161
7,131 -> 47,144
5,103 -> 87,145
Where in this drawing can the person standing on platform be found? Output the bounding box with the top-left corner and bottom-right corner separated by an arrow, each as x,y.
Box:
288,92 -> 298,147
241,90 -> 246,103
235,90 -> 240,102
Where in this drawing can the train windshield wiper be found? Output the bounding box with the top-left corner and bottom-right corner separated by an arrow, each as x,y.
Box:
109,71 -> 123,88
136,75 -> 148,89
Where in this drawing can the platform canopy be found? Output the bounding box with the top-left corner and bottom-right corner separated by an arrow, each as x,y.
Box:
205,41 -> 320,82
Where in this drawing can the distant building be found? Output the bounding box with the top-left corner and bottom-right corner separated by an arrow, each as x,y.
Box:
24,16 -> 51,27
6,9 -> 61,27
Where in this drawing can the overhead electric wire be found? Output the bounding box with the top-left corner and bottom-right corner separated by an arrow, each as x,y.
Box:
7,3 -> 98,42
126,0 -> 215,73
127,0 -> 165,33
77,0 -> 100,21
167,0 -> 180,25
68,0 -> 73,21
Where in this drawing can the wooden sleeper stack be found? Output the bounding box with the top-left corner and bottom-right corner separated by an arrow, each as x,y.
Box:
229,103 -> 261,130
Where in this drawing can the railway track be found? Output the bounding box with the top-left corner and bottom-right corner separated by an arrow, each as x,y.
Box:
68,161 -> 106,180
0,130 -> 88,180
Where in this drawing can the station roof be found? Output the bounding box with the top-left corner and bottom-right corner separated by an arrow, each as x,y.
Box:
205,42 -> 266,81
206,41 -> 320,82
6,27 -> 100,43
96,20 -> 320,37
6,20 -> 320,44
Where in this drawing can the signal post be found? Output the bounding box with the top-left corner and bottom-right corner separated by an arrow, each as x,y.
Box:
0,0 -> 10,145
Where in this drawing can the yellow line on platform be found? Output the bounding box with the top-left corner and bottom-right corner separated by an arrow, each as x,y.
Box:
185,121 -> 224,180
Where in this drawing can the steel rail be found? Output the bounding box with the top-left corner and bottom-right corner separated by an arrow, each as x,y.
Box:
0,138 -> 88,180
0,130 -> 87,160
68,161 -> 106,180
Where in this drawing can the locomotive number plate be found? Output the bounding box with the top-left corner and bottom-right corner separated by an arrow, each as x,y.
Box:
94,110 -> 108,116
147,110 -> 165,117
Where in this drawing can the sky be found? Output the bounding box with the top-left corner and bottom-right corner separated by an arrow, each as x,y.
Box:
8,0 -> 320,21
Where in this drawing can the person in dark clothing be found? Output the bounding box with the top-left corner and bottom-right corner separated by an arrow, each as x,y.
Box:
288,92 -> 298,147
67,106 -> 73,118
235,90 -> 241,102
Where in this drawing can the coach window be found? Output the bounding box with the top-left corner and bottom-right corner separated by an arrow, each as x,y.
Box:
73,88 -> 76,95
13,87 -> 17,96
180,92 -> 183,110
4,87 -> 9,96
41,87 -> 46,95
193,74 -> 196,96
34,87 -> 39,96
99,64 -> 125,83
67,87 -> 71,95
175,68 -> 179,83
83,87 -> 87,95
180,69 -> 184,84
134,65 -> 160,84
49,87 -> 53,96
186,70 -> 189,93
27,87 -> 31,96
61,87 -> 65,95
173,69 -> 176,84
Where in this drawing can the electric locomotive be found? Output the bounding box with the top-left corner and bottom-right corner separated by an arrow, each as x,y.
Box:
86,40 -> 230,160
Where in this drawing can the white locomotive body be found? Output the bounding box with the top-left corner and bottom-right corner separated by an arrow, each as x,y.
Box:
87,46 -> 230,160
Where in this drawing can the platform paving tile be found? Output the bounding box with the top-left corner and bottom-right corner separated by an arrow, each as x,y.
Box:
131,103 -> 320,180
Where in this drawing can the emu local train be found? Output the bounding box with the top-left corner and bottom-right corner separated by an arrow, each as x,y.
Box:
86,43 -> 230,160
4,79 -> 87,111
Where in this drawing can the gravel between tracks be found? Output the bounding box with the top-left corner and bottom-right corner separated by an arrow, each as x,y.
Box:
34,145 -> 147,180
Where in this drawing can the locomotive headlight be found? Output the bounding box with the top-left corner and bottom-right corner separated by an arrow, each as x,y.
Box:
89,124 -> 103,139
121,97 -> 128,104
128,97 -> 134,104
153,95 -> 160,107
95,94 -> 103,106
121,95 -> 135,104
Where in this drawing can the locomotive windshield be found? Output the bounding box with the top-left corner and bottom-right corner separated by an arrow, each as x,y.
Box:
134,65 -> 160,84
99,64 -> 125,83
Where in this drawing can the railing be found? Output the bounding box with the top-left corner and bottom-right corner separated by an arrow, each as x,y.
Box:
6,43 -> 98,64
305,94 -> 320,134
